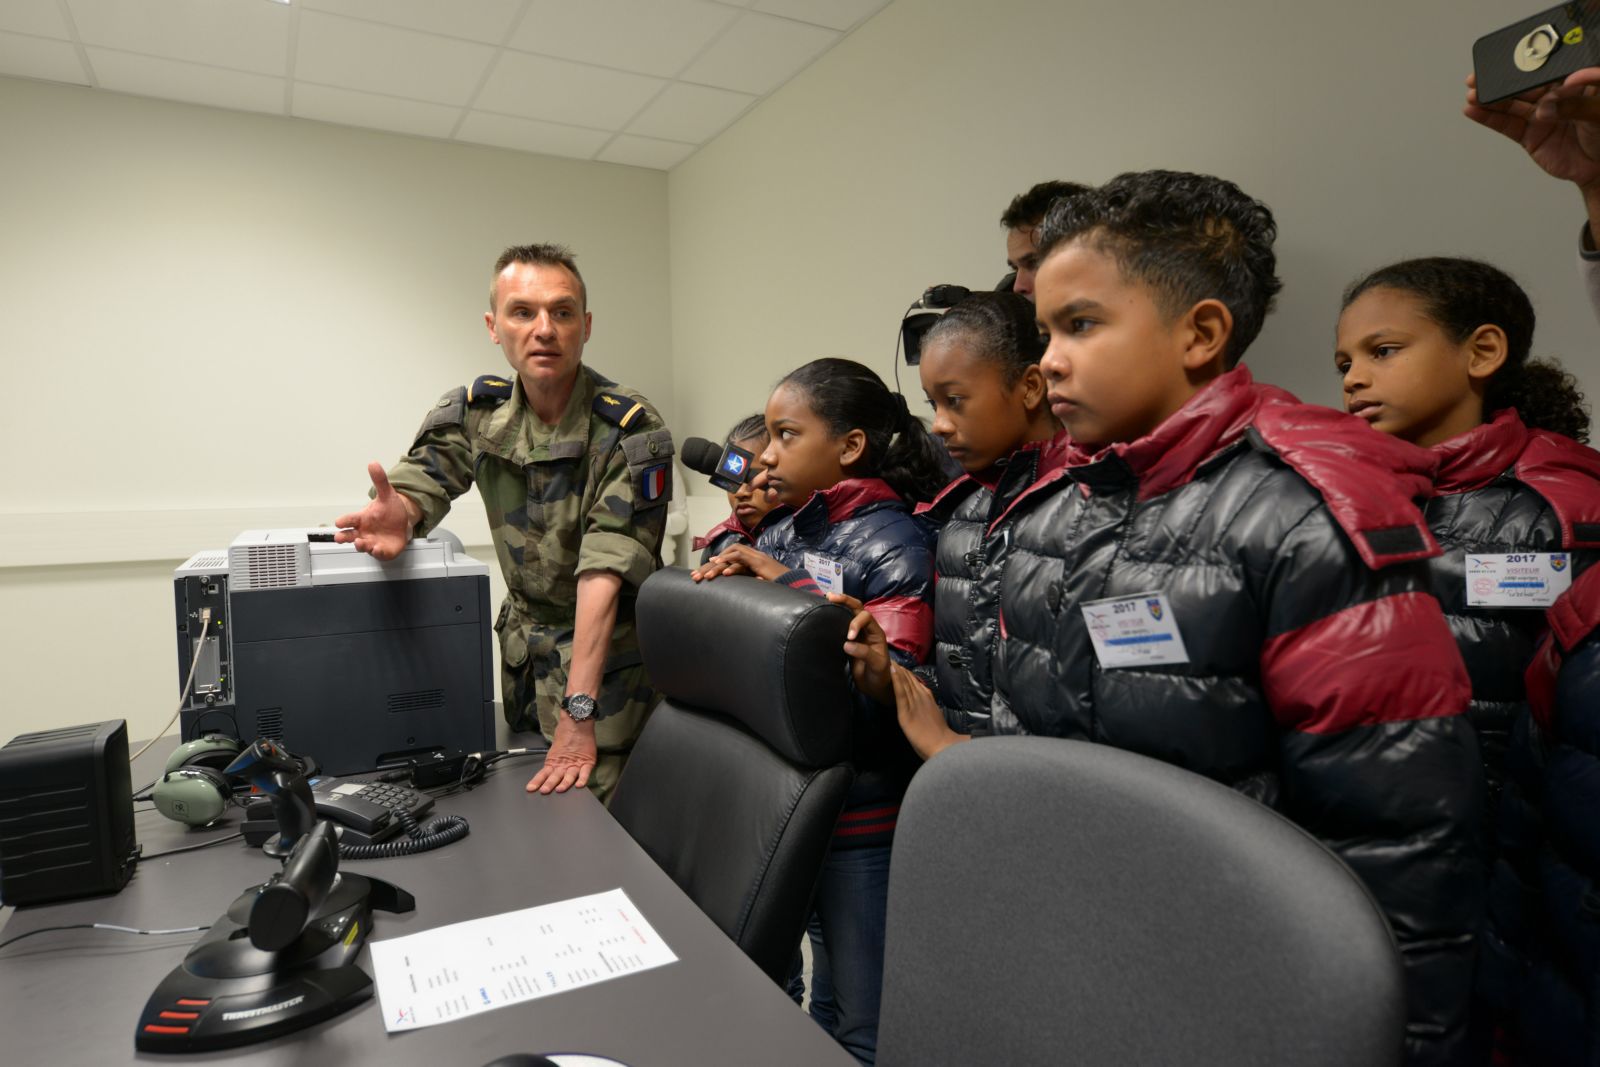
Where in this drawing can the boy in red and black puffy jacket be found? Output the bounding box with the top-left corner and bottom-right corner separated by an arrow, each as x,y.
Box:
878,171 -> 1482,1067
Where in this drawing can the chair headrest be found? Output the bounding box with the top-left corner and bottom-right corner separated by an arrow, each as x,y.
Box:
637,568 -> 854,767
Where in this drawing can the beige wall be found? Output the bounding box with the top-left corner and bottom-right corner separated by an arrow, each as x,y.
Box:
0,76 -> 670,743
8,0 -> 1600,744
667,0 -> 1600,503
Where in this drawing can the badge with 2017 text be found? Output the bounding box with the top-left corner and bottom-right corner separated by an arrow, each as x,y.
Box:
1081,591 -> 1190,669
1465,552 -> 1572,608
803,552 -> 845,595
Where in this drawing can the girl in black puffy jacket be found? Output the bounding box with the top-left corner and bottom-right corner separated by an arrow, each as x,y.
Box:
1335,257 -> 1600,1065
691,357 -> 946,1066
839,290 -> 1060,749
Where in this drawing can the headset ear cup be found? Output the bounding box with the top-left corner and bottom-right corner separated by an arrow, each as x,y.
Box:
163,735 -> 242,775
152,766 -> 231,827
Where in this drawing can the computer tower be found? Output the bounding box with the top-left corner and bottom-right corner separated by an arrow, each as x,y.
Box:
0,719 -> 136,907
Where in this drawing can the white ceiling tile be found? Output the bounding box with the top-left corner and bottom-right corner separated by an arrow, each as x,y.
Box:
455,110 -> 611,161
678,10 -> 837,94
510,0 -> 736,79
87,47 -> 283,114
298,0 -> 525,45
0,31 -> 87,85
295,10 -> 496,106
752,0 -> 889,32
475,51 -> 663,130
292,82 -> 461,138
597,133 -> 696,170
626,81 -> 752,143
0,0 -> 71,40
66,0 -> 290,76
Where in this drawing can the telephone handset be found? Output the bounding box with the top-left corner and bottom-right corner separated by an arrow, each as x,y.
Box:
245,778 -> 435,848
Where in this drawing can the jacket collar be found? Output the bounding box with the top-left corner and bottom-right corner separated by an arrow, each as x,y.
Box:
983,430 -> 1077,534
792,478 -> 902,538
916,439 -> 1043,519
1068,366 -> 1272,500
1431,407 -> 1529,494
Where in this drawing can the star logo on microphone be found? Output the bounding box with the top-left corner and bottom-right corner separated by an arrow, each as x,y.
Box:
721,453 -> 747,477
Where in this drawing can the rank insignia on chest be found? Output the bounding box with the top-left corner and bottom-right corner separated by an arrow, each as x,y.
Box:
639,463 -> 669,502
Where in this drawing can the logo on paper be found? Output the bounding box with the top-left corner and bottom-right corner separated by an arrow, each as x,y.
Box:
395,1007 -> 416,1025
1473,578 -> 1494,596
1146,598 -> 1163,621
1552,553 -> 1569,572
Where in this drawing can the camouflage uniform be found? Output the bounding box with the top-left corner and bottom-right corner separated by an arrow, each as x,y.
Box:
384,364 -> 674,802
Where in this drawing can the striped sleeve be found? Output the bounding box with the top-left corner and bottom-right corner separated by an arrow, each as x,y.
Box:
1257,508 -> 1481,1067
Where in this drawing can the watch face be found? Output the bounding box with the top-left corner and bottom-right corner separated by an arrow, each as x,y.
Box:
564,694 -> 598,721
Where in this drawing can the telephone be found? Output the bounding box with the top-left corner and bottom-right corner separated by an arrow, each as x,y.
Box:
244,777 -> 434,849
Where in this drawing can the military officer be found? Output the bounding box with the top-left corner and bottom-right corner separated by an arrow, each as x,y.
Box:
334,244 -> 673,801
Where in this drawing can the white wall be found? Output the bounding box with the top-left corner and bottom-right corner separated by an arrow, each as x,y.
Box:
668,0 -> 1600,496
0,76 -> 671,743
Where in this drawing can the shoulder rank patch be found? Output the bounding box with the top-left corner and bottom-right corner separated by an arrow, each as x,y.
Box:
467,374 -> 513,405
594,391 -> 647,431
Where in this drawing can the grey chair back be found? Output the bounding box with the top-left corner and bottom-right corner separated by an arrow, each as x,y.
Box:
877,737 -> 1405,1067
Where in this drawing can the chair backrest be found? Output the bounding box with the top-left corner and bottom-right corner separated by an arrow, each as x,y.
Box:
877,737 -> 1405,1067
612,567 -> 855,983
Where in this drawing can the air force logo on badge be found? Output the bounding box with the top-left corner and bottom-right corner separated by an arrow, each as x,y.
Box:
1146,598 -> 1163,621
1552,553 -> 1570,572
640,463 -> 669,502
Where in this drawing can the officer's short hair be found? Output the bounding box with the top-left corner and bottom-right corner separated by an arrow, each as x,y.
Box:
490,243 -> 587,310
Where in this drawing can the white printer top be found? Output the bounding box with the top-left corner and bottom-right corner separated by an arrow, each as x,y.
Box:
219,529 -> 490,591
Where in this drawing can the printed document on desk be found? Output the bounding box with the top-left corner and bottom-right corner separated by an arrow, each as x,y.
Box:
369,887 -> 678,1032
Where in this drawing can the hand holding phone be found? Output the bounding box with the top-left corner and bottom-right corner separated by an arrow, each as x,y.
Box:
1474,3 -> 1600,105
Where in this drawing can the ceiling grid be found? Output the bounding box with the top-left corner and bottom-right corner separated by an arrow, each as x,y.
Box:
1,0 -> 892,170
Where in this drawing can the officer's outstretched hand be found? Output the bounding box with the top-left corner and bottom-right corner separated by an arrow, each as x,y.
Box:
334,462 -> 416,561
526,716 -> 596,795
828,592 -> 893,705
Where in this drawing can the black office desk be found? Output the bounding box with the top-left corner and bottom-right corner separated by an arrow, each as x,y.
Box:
0,743 -> 852,1066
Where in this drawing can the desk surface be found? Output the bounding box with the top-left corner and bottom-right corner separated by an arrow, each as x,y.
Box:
0,742 -> 852,1066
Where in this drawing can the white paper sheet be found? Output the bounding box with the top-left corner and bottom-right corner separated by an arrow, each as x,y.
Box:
368,887 -> 678,1032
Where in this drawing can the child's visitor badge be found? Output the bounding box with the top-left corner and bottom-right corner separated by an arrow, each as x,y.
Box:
1081,591 -> 1189,669
803,552 -> 845,595
1465,553 -> 1572,608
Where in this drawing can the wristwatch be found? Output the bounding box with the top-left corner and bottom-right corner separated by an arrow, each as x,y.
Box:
561,693 -> 598,723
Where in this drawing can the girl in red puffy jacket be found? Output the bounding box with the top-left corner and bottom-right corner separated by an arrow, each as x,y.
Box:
1335,258 -> 1600,1064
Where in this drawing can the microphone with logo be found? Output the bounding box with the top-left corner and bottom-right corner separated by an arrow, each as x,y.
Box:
681,436 -> 757,493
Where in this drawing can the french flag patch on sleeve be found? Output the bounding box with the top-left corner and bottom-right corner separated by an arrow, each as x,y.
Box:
639,463 -> 669,503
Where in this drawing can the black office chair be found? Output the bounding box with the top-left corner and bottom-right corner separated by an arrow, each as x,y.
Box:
876,738 -> 1406,1067
611,566 -> 855,984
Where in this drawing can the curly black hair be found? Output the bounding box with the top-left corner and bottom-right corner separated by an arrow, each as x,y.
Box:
777,358 -> 950,503
1035,170 -> 1282,368
1341,257 -> 1590,443
1000,180 -> 1091,230
921,291 -> 1045,386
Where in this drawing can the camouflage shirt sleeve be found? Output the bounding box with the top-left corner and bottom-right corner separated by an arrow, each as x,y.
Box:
382,387 -> 476,537
577,413 -> 673,589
